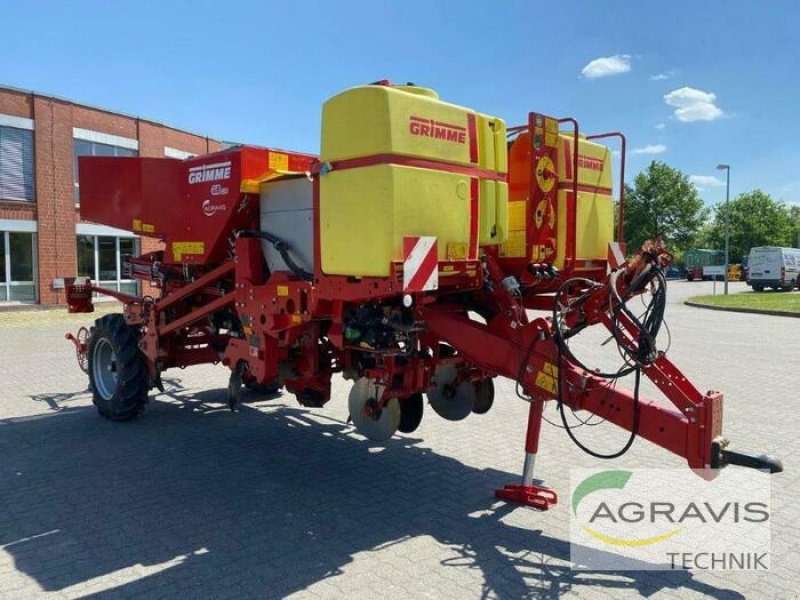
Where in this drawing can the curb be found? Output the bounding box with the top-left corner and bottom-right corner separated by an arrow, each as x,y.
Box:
0,301 -> 123,314
684,300 -> 800,319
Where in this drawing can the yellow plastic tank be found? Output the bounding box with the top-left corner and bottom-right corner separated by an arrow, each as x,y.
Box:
320,83 -> 508,277
556,133 -> 613,266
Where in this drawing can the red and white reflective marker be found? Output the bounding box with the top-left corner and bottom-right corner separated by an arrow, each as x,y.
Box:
403,236 -> 438,292
607,241 -> 627,271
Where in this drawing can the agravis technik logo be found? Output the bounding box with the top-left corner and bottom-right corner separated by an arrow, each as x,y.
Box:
570,468 -> 771,571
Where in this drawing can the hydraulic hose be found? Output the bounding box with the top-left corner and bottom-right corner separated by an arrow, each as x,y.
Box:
235,230 -> 314,282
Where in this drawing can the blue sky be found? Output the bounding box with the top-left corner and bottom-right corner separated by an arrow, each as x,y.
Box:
3,0 -> 799,208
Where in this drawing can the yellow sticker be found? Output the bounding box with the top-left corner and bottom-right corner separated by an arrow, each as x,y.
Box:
535,361 -> 559,395
132,219 -> 142,232
172,241 -> 205,261
446,242 -> 467,260
277,285 -> 289,297
268,152 -> 289,171
142,223 -> 155,233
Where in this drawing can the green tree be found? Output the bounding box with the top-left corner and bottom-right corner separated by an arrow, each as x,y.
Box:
791,204 -> 800,248
706,190 -> 795,261
623,161 -> 708,254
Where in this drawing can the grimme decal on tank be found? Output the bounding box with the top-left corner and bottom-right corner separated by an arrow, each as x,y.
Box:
188,160 -> 232,184
578,155 -> 604,171
408,116 -> 466,144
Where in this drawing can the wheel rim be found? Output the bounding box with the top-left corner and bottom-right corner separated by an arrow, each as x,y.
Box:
92,337 -> 118,401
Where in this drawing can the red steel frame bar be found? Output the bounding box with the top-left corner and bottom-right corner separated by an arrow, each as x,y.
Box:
158,293 -> 235,336
155,262 -> 235,311
420,243 -> 722,509
420,303 -> 718,484
84,285 -> 140,305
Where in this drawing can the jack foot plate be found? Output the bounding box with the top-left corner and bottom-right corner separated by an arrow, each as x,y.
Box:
495,484 -> 558,510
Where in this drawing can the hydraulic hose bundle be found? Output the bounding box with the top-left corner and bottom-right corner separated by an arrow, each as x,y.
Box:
550,261 -> 668,458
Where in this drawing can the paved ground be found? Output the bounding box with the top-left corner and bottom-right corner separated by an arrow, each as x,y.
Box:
0,281 -> 798,599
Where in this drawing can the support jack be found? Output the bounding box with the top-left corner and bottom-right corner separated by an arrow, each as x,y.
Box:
495,398 -> 557,510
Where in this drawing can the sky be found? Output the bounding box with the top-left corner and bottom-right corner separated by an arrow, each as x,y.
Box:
3,0 -> 799,209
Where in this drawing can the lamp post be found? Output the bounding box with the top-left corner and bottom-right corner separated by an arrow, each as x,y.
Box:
717,164 -> 731,295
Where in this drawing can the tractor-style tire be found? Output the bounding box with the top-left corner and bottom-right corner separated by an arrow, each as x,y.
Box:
88,314 -> 149,421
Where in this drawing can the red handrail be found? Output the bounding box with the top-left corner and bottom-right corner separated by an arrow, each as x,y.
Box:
558,118 -> 579,267
586,132 -> 627,242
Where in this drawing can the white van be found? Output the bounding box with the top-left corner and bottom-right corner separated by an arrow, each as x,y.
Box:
746,246 -> 800,291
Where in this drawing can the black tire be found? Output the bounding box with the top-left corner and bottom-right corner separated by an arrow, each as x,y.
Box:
472,379 -> 495,415
88,314 -> 149,421
398,393 -> 424,433
753,285 -> 764,292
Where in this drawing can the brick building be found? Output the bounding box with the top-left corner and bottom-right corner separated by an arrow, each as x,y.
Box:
0,84 -> 221,305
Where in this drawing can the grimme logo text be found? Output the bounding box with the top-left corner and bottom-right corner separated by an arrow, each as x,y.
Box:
188,161 -> 232,184
409,116 -> 466,144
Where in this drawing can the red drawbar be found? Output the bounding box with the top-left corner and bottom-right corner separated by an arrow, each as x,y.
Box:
467,113 -> 478,163
469,178 -> 479,258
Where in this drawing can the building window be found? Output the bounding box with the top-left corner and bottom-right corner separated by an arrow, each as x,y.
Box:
164,146 -> 195,159
0,126 -> 35,202
73,140 -> 137,203
76,234 -> 139,296
0,231 -> 37,302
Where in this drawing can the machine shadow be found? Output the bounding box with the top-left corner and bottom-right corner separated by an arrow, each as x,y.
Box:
0,385 -> 743,599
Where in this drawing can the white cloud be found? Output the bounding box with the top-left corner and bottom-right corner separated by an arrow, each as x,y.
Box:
664,87 -> 724,122
689,175 -> 726,189
581,55 -> 632,79
655,122 -> 665,130
632,144 -> 667,155
649,70 -> 677,81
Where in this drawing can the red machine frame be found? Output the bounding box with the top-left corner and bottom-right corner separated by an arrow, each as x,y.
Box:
66,111 -> 781,511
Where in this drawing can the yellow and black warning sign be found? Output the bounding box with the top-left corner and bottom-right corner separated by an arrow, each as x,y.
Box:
535,361 -> 559,395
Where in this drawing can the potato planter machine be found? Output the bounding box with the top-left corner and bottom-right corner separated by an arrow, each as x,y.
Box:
65,82 -> 780,510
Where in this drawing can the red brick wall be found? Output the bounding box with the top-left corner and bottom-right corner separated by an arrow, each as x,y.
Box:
33,96 -> 78,304
0,88 -> 33,119
0,200 -> 37,221
0,86 -> 220,305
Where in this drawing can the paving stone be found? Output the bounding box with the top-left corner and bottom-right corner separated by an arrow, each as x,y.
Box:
0,281 -> 796,598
